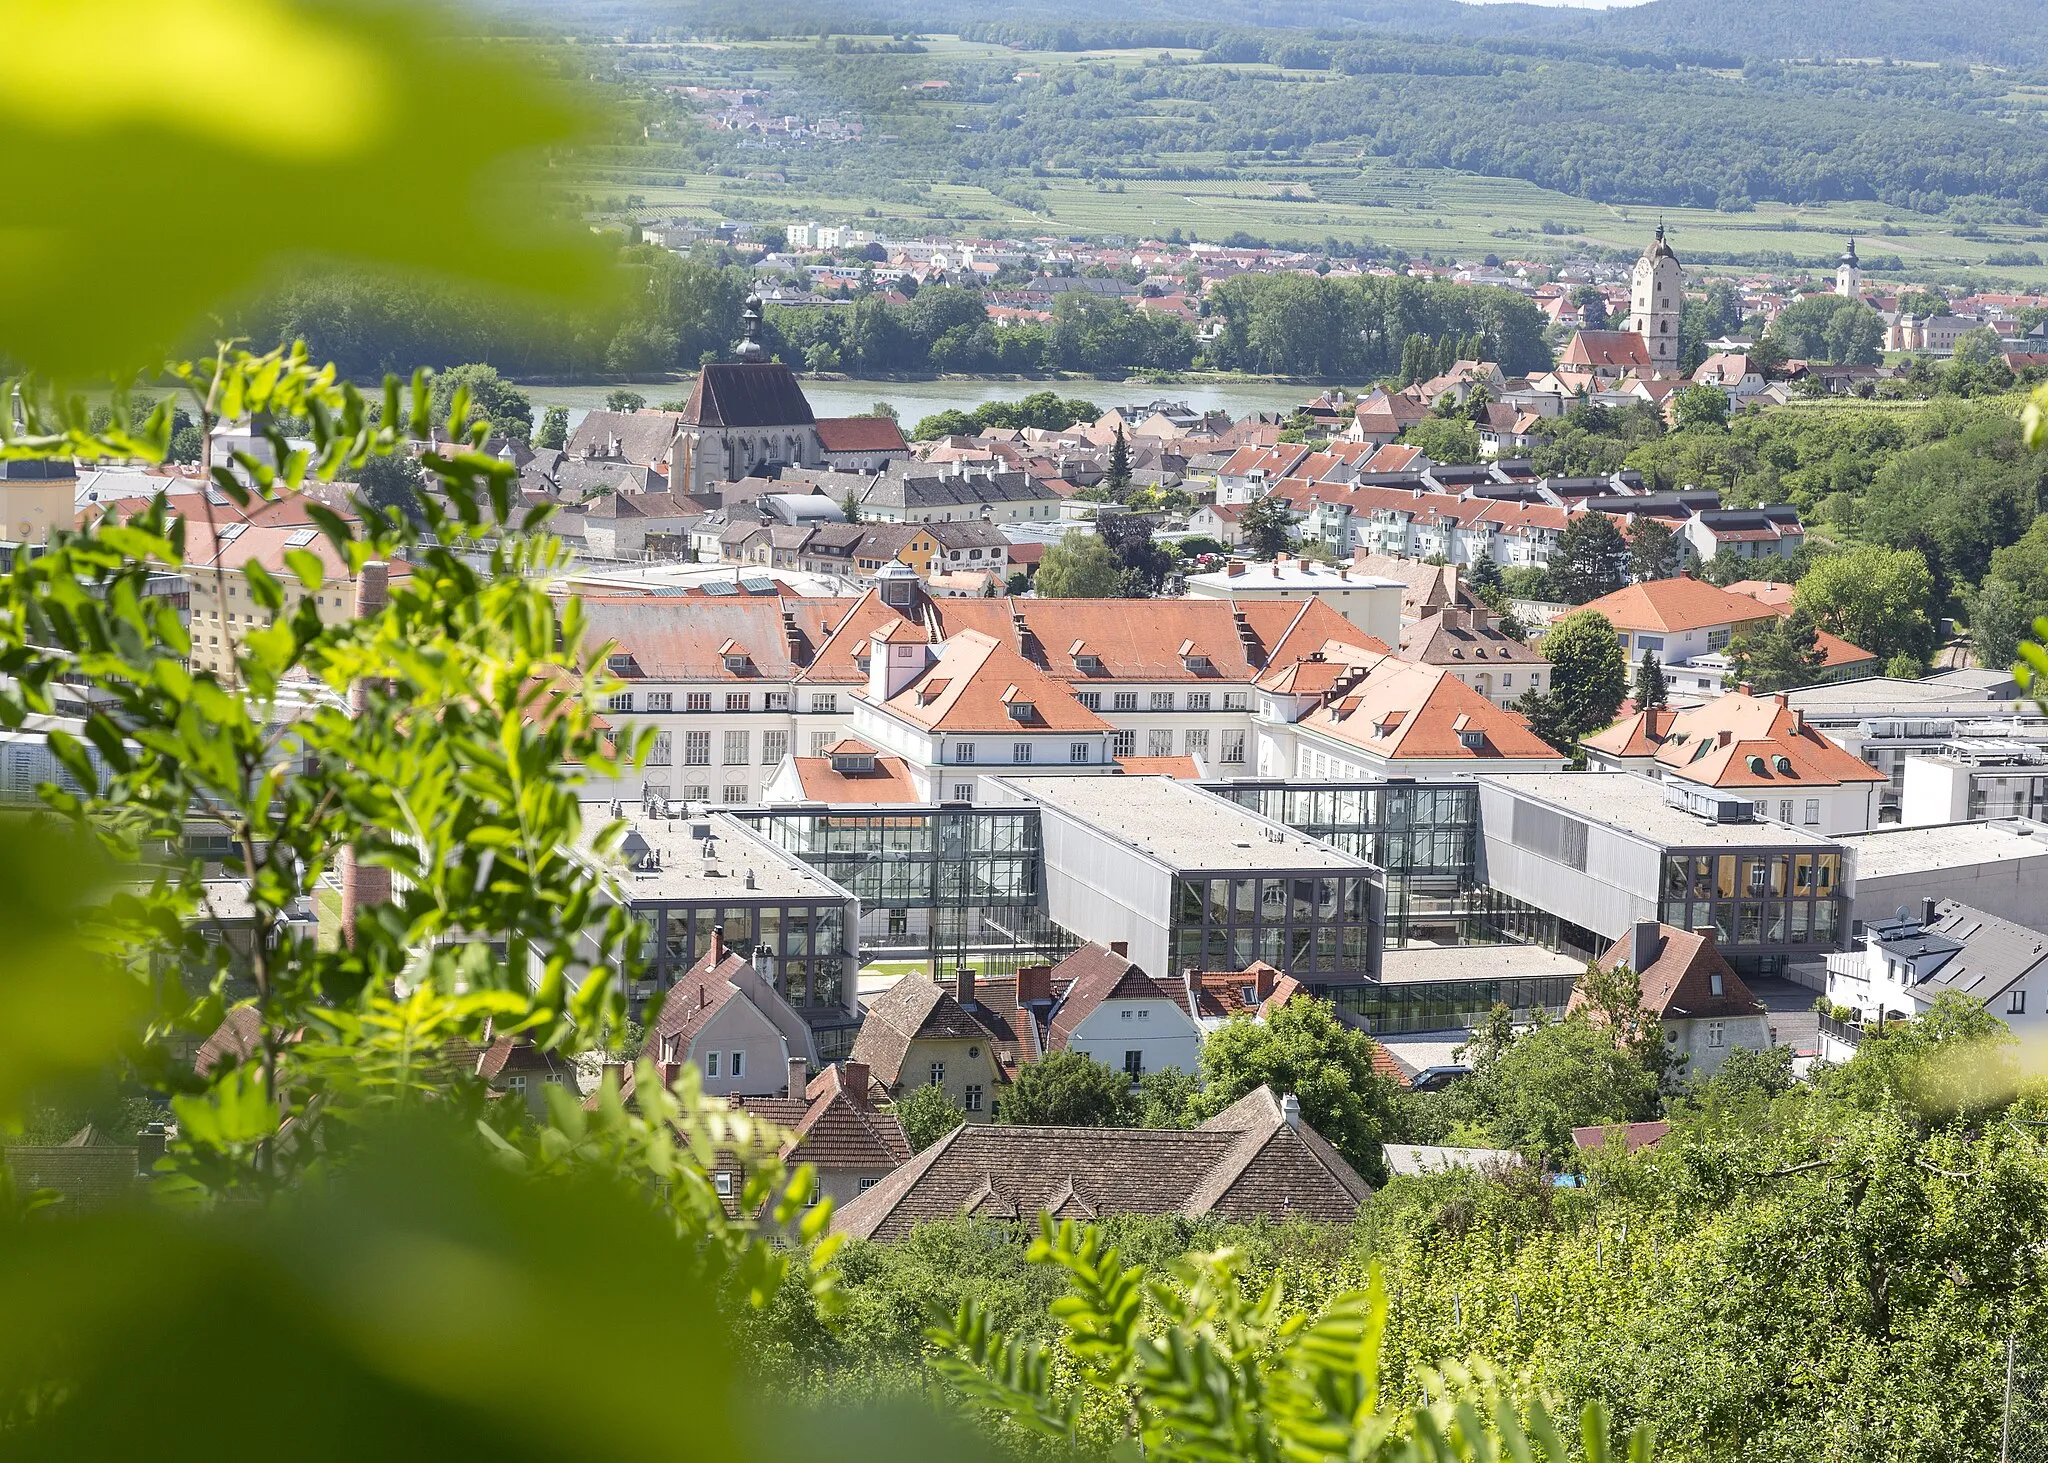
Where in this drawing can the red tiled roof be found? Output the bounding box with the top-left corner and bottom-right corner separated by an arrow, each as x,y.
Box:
815,416 -> 909,454
1585,925 -> 1764,1020
791,755 -> 920,803
1575,579 -> 1781,635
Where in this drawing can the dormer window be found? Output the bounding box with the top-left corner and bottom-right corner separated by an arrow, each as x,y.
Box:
718,638 -> 751,675
1007,700 -> 1035,722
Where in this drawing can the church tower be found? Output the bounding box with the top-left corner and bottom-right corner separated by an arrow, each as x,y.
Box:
1627,222 -> 1683,376
1835,238 -> 1861,299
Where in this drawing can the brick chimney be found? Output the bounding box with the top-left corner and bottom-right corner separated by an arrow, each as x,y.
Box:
1693,924 -> 1717,948
1016,964 -> 1053,1003
843,1060 -> 871,1105
787,1054 -> 808,1099
1109,940 -> 1129,959
709,924 -> 726,967
1630,919 -> 1661,973
1254,962 -> 1277,1001
1226,560 -> 1245,578
955,965 -> 975,1008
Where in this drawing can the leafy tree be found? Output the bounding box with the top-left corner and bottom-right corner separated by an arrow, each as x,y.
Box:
1135,1066 -> 1198,1129
1552,513 -> 1628,604
897,1082 -> 967,1152
999,1050 -> 1138,1127
1033,533 -> 1122,597
1859,416 -> 2042,608
536,405 -> 569,451
1404,415 -> 1482,464
1455,1010 -> 1663,1164
1897,289 -> 1952,318
1569,284 -> 1608,329
1671,384 -> 1730,432
351,450 -> 426,519
1794,546 -> 1937,664
1633,651 -> 1667,710
604,389 -> 646,412
1540,610 -> 1628,742
1727,606 -> 1827,692
1238,492 -> 1296,560
1681,1043 -> 1797,1108
840,490 -> 863,525
1098,511 -> 1174,595
1190,997 -> 1404,1183
429,363 -> 534,445
1969,577 -> 2032,673
1885,650 -> 1926,679
1627,518 -> 1682,582
1765,295 -> 1885,365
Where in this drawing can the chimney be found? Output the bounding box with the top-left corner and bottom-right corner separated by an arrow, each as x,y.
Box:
1226,560 -> 1245,578
136,1122 -> 167,1178
787,1055 -> 808,1099
341,560 -> 393,947
1693,924 -> 1717,949
1921,896 -> 1937,929
1280,1092 -> 1302,1129
1630,918 -> 1661,973
955,965 -> 976,1008
709,924 -> 726,967
1109,940 -> 1129,959
843,1060 -> 871,1105
1016,964 -> 1053,1003
1254,963 -> 1277,1001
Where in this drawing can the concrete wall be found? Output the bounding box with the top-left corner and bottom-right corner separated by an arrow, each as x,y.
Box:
1475,783 -> 1659,943
1851,854 -> 2048,935
1029,800 -> 1175,979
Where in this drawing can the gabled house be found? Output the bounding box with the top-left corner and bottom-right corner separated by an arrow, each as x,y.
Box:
1582,920 -> 1772,1077
831,1086 -> 1371,1240
1398,607 -> 1551,708
641,933 -> 821,1098
732,1058 -> 912,1207
850,970 -> 1014,1121
1044,942 -> 1204,1079
477,1034 -> 580,1118
1821,898 -> 2048,1061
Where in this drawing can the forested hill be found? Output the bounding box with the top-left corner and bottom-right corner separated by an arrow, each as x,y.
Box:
567,0 -> 2048,65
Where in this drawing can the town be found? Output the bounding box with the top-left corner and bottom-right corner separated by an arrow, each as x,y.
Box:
4,2 -> 2048,1459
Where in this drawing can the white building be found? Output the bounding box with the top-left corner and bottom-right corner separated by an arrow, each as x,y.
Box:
1183,558 -> 1403,647
1820,898 -> 2048,1062
1042,942 -> 1204,1079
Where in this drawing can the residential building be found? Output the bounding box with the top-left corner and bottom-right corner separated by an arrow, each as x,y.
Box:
1398,607 -> 1550,708
637,932 -> 823,1097
831,1086 -> 1371,1239
732,1059 -> 911,1208
1560,328 -> 1653,381
855,464 -> 1065,524
1584,920 -> 1772,1077
475,1034 -> 579,1117
1582,690 -> 1889,834
1820,898 -> 2048,1061
1043,941 -> 1204,1079
580,491 -> 703,559
1692,352 -> 1768,404
1681,506 -> 1805,565
850,970 -> 1016,1119
1571,579 -> 1780,688
1182,558 -> 1403,645
1784,670 -> 2032,821
181,518 -> 399,680
1476,772 -> 1851,979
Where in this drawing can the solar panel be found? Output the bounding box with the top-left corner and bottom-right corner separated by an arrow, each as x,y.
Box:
698,580 -> 737,596
738,576 -> 775,592
283,528 -> 317,547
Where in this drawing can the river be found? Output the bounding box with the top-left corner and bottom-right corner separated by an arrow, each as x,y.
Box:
525,376 -> 1323,434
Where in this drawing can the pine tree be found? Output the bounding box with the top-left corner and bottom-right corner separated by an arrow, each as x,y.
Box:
1634,651 -> 1668,710
1105,422 -> 1131,500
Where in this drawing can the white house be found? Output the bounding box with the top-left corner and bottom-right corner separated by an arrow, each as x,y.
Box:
1821,898 -> 2048,1062
1043,943 -> 1204,1079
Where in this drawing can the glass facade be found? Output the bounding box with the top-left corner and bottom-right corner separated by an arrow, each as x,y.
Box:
1211,783 -> 1500,949
1166,871 -> 1382,983
1655,849 -> 1845,970
1327,975 -> 1580,1036
647,898 -> 849,1015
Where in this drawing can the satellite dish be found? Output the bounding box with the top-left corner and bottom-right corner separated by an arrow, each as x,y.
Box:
1895,906 -> 1911,922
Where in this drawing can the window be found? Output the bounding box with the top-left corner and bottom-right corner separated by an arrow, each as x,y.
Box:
1753,801 -> 1768,819
1636,635 -> 1664,652
685,731 -> 711,766
721,783 -> 748,804
726,692 -> 751,712
683,784 -> 711,802
1076,691 -> 1101,711
1804,798 -> 1820,826
1706,1021 -> 1726,1049
955,743 -> 976,763
1221,731 -> 1246,764
646,732 -> 673,766
1501,674 -> 1513,689
1147,729 -> 1173,757
929,1061 -> 945,1086
730,1051 -> 744,1077
723,730 -> 749,765
952,784 -> 974,802
763,731 -> 788,764
608,692 -> 634,712
706,1051 -> 721,1077
1706,629 -> 1731,652
1185,729 -> 1209,759
1070,742 -> 1090,763
813,694 -> 838,714
1223,692 -> 1248,711
1013,742 -> 1031,764
811,731 -> 833,756
646,691 -> 674,712
714,1172 -> 733,1197
1150,692 -> 1174,711
1111,731 -> 1135,758
963,1085 -> 983,1113
686,692 -> 711,712
1187,692 -> 1211,712
1123,1050 -> 1143,1079
507,1074 -> 527,1095
1778,800 -> 1794,823
1113,692 -> 1138,712
766,692 -> 790,711
2012,989 -> 2028,1015
858,1176 -> 879,1193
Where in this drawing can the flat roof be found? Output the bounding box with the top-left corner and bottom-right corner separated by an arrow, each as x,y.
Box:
1786,674 -> 2022,719
998,774 -> 1370,873
1380,944 -> 1587,985
580,809 -> 852,903
1186,562 -> 1403,592
1479,773 -> 1839,851
1842,820 -> 2048,880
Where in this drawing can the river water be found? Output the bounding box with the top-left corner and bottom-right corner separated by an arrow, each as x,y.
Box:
526,376 -> 1321,433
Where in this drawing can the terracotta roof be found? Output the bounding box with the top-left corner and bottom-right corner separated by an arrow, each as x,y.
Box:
736,1062 -> 910,1171
1650,692 -> 1887,790
1046,944 -> 1193,1047
1561,330 -> 1652,370
1299,647 -> 1561,762
1724,580 -> 1796,608
790,754 -> 920,803
878,629 -> 1115,734
680,361 -> 816,428
830,1086 -> 1370,1240
1575,579 -> 1781,635
1114,755 -> 1202,779
579,596 -> 854,680
815,416 -> 908,454
1571,1119 -> 1672,1153
1582,705 -> 1682,759
642,951 -> 751,1063
1585,925 -> 1766,1020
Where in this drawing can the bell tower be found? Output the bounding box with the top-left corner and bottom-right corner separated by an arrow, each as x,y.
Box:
1835,238 -> 1861,299
1627,221 -> 1683,376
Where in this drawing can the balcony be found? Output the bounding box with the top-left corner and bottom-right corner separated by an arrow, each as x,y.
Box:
1817,1012 -> 1865,1049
